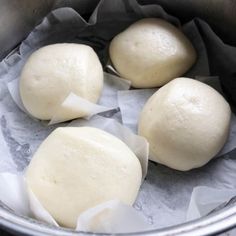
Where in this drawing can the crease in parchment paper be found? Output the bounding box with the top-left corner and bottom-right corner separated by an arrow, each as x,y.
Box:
186,186 -> 236,221
76,199 -> 152,233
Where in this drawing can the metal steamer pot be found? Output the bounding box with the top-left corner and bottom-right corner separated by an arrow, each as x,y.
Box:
0,0 -> 236,235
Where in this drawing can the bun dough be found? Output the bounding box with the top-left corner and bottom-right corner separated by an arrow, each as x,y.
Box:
20,43 -> 103,120
138,78 -> 231,171
109,18 -> 196,88
26,127 -> 142,228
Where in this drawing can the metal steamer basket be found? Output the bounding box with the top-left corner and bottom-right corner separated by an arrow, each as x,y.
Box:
0,0 -> 236,235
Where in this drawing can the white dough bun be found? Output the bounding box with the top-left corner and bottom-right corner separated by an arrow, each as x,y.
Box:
20,43 -> 103,120
26,127 -> 142,228
138,77 -> 231,171
109,18 -> 196,88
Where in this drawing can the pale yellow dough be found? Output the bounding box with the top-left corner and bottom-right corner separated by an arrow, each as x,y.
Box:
138,78 -> 231,171
20,43 -> 103,120
109,18 -> 196,88
26,127 -> 142,228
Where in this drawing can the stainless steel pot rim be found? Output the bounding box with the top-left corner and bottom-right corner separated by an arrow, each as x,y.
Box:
0,199 -> 236,236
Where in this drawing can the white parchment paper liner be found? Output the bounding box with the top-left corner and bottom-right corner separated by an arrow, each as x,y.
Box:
186,186 -> 236,221
0,0 -> 236,232
76,200 -> 152,233
0,173 -> 30,217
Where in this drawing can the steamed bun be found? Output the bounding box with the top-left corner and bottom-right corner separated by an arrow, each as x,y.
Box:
26,127 -> 142,228
20,43 -> 103,120
138,77 -> 231,171
109,18 -> 196,88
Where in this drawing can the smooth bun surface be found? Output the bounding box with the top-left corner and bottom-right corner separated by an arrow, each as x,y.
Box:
138,77 -> 231,171
109,18 -> 196,88
26,127 -> 142,228
20,43 -> 103,120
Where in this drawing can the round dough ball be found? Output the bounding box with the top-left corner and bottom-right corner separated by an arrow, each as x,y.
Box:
109,18 -> 196,88
138,77 -> 231,171
26,127 -> 142,228
20,43 -> 103,120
